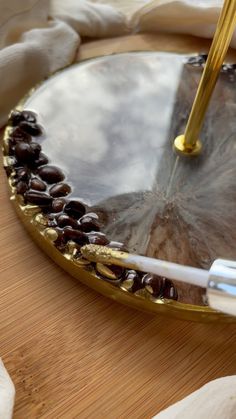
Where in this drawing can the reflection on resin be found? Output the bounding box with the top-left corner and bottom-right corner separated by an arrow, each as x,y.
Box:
25,52 -> 236,304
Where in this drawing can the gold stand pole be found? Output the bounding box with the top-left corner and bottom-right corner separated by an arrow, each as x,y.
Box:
174,0 -> 236,156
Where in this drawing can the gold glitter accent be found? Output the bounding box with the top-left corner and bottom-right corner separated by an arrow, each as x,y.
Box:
3,156 -> 15,167
81,244 -> 128,265
16,195 -> 25,205
145,285 -> 154,295
66,241 -> 77,255
44,228 -> 58,242
120,278 -> 134,292
2,126 -> 12,154
34,213 -> 48,227
96,263 -> 117,280
73,257 -> 91,267
64,241 -> 78,260
22,204 -> 40,216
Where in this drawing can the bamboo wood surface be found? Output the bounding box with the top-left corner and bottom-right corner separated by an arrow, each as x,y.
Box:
1,34 -> 236,419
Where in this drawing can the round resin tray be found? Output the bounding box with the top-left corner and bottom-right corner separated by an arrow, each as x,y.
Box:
3,50 -> 236,322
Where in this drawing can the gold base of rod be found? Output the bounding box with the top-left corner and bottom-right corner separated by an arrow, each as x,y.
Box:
173,135 -> 202,157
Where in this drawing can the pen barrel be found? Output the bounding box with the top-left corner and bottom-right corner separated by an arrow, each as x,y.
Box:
207,259 -> 236,316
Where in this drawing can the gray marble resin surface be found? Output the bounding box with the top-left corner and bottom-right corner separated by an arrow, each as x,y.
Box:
25,52 -> 236,304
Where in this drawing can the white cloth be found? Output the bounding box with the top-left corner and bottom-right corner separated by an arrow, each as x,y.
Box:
0,0 -> 232,127
1,1 -> 236,418
0,359 -> 15,419
153,376 -> 236,419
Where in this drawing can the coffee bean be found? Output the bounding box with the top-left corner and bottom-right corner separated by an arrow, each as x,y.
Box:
161,279 -> 178,300
37,165 -> 65,184
30,142 -> 41,158
47,215 -> 58,228
15,167 -> 30,182
7,138 -> 16,155
30,178 -> 46,191
15,143 -> 34,164
9,110 -> 37,126
49,183 -> 71,198
9,110 -> 24,126
57,214 -> 78,228
108,265 -> 124,279
87,232 -> 109,245
19,121 -> 43,136
52,228 -> 66,249
122,270 -> 143,292
96,263 -> 123,281
63,227 -> 89,245
15,142 -> 41,165
80,212 -> 99,221
24,191 -> 53,207
51,198 -> 66,213
64,200 -> 86,219
22,110 -> 37,124
187,54 -> 207,67
79,216 -> 100,232
16,181 -> 28,195
11,127 -> 32,143
33,153 -> 49,167
143,273 -> 163,297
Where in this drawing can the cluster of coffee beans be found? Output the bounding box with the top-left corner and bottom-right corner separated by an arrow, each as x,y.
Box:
4,109 -> 178,301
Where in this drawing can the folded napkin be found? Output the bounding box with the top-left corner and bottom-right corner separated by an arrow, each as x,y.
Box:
0,359 -> 15,419
153,376 -> 236,419
0,0 -> 234,127
1,1 -> 236,418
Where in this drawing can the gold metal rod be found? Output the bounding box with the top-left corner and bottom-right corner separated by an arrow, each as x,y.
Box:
80,244 -> 209,287
174,0 -> 236,156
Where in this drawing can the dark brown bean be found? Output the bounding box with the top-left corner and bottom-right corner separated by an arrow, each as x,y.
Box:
47,215 -> 57,228
15,142 -> 41,164
80,212 -> 99,221
30,142 -> 41,158
187,54 -> 207,67
33,153 -> 49,167
16,167 -> 30,182
57,214 -> 78,229
30,178 -> 46,191
22,110 -> 37,124
122,270 -> 143,292
11,127 -> 32,143
64,200 -> 86,219
19,121 -> 43,136
53,229 -> 65,249
16,181 -> 28,195
7,138 -> 16,155
108,265 -> 124,279
37,165 -> 64,184
9,110 -> 24,126
15,143 -> 34,163
143,273 -> 163,297
9,110 -> 37,126
51,198 -> 66,213
161,279 -> 178,300
79,216 -> 100,232
63,227 -> 89,245
87,232 -> 109,246
49,183 -> 71,198
24,191 -> 53,207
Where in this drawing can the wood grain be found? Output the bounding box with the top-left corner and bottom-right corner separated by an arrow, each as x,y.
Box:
1,34 -> 236,419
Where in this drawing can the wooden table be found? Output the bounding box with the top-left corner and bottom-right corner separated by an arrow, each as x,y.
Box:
1,34 -> 236,419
